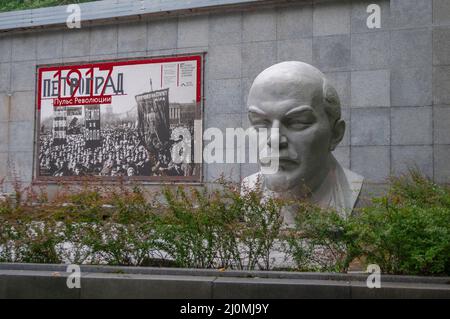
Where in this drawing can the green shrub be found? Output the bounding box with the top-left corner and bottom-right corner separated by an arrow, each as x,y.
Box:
284,171 -> 450,275
52,185 -> 159,266
235,184 -> 284,270
15,220 -> 64,264
153,183 -> 284,270
0,220 -> 19,262
0,190 -> 63,263
284,203 -> 361,272
351,172 -> 450,275
0,171 -> 448,276
154,187 -> 220,268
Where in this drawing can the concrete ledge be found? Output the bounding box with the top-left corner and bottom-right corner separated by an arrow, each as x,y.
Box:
0,263 -> 449,299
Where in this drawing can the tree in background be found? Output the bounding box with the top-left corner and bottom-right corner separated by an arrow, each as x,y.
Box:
0,0 -> 96,13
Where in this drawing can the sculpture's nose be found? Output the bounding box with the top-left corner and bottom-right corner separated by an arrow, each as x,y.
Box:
267,121 -> 288,149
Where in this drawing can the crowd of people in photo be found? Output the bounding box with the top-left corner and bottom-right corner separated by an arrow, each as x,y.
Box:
38,124 -> 195,178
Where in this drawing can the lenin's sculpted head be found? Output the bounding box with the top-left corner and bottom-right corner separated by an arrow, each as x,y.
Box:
247,61 -> 346,196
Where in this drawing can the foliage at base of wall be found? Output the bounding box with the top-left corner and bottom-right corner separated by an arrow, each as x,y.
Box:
0,0 -> 96,13
0,171 -> 449,276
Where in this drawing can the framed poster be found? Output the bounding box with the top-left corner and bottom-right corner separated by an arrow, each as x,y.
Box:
35,55 -> 202,182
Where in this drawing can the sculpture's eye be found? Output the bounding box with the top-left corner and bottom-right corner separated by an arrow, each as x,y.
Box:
285,117 -> 314,130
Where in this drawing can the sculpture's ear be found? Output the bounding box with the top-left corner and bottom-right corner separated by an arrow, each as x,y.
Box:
330,119 -> 345,151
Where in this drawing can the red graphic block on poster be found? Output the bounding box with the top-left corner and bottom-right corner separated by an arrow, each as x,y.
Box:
37,56 -> 202,110
53,96 -> 112,107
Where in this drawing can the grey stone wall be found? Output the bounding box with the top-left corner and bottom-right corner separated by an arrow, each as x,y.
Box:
0,0 -> 449,193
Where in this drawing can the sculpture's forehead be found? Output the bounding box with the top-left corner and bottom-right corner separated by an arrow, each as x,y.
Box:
250,76 -> 320,98
248,75 -> 322,111
249,63 -> 323,99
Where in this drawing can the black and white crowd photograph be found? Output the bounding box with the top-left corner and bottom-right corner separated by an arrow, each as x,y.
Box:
37,59 -> 200,180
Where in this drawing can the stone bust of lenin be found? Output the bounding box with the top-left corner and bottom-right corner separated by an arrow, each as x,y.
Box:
242,61 -> 364,224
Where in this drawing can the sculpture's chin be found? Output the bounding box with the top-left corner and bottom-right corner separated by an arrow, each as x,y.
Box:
264,174 -> 293,192
263,171 -> 312,198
